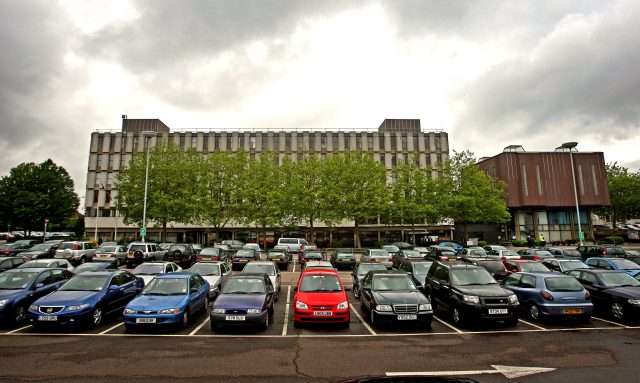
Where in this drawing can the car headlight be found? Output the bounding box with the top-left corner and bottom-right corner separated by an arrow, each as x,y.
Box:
66,304 -> 90,311
337,301 -> 348,310
0,300 -> 7,307
508,294 -> 519,304
29,305 -> 38,312
462,295 -> 480,304
123,308 -> 136,314
376,304 -> 393,312
295,301 -> 308,310
212,308 -> 226,314
160,308 -> 181,314
247,309 -> 262,314
419,304 -> 432,311
628,299 -> 640,305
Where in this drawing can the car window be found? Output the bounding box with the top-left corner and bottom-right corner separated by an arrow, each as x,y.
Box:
581,273 -> 598,285
110,273 -> 126,286
545,277 -> 584,292
50,269 -> 68,283
598,260 -> 613,270
520,274 -> 537,288
503,274 -> 522,286
12,258 -> 25,267
35,271 -> 53,285
121,272 -> 136,284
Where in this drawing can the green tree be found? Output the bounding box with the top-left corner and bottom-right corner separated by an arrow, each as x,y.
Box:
116,142 -> 201,241
594,163 -> 640,226
440,150 -> 511,241
0,159 -> 79,235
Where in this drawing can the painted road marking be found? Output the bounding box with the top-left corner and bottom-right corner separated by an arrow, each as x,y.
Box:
518,319 -> 548,331
592,316 -> 628,327
282,286 -> 292,336
387,365 -> 556,379
190,316 -> 210,336
6,325 -> 32,334
99,322 -> 124,334
433,316 -> 463,333
350,305 -> 376,335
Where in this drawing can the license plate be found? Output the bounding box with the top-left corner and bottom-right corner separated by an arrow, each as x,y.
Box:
240,259 -> 248,262
397,314 -> 417,320
563,309 -> 583,315
99,254 -> 109,258
272,258 -> 280,261
313,311 -> 333,316
136,318 -> 156,324
225,315 -> 246,321
488,309 -> 508,315
38,315 -> 57,321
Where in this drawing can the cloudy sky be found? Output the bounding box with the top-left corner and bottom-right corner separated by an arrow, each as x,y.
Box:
2,0 -> 639,199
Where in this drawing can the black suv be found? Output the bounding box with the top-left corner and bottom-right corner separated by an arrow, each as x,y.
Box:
424,261 -> 519,327
163,243 -> 197,268
579,245 -> 626,261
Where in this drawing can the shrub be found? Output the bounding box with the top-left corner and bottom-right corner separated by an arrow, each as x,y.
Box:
478,241 -> 487,247
602,236 -> 624,245
511,240 -> 528,247
329,240 -> 344,248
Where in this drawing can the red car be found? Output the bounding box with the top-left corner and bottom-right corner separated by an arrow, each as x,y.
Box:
293,269 -> 350,328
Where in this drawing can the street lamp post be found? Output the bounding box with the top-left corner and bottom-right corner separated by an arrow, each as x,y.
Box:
141,131 -> 156,243
95,183 -> 104,242
561,142 -> 583,246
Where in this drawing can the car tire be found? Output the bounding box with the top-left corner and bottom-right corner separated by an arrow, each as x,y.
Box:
91,307 -> 103,327
182,309 -> 190,329
262,313 -> 269,330
14,304 -> 27,324
528,303 -> 542,321
611,302 -> 624,320
424,317 -> 433,329
339,319 -> 350,329
353,286 -> 360,299
79,256 -> 86,265
203,297 -> 210,313
369,309 -> 376,327
210,321 -> 219,332
451,304 -> 464,326
115,258 -> 122,267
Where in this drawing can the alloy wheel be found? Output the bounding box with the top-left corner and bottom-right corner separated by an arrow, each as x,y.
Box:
452,307 -> 461,324
15,305 -> 27,324
529,304 -> 540,320
92,308 -> 103,326
611,303 -> 624,320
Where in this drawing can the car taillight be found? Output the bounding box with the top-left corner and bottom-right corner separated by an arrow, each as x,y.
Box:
1,249 -> 8,255
585,291 -> 591,300
370,258 -> 376,262
603,248 -> 607,255
440,256 -> 449,261
213,256 -> 219,261
540,291 -> 554,301
534,255 -> 540,260
196,256 -> 202,261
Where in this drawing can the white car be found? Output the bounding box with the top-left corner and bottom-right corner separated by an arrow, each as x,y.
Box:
241,261 -> 281,300
132,261 -> 182,285
487,249 -> 521,261
243,243 -> 262,260
17,259 -> 75,273
189,261 -> 232,297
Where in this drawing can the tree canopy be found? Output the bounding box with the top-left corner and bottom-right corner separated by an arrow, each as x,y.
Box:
594,162 -> 640,226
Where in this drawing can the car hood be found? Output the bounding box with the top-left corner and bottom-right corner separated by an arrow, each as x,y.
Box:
127,295 -> 188,311
372,290 -> 427,305
606,286 -> 640,298
35,290 -> 100,306
295,291 -> 347,306
455,285 -> 513,297
214,294 -> 266,310
201,275 -> 221,288
0,289 -> 25,301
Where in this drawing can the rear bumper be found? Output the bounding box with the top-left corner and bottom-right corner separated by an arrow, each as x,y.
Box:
538,303 -> 593,317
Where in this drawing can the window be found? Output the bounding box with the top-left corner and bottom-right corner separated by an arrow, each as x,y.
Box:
413,134 -> 419,151
226,135 -> 232,151
285,133 -> 291,150
97,134 -> 104,151
180,134 -> 186,149
390,134 -> 396,150
250,134 -> 256,149
521,275 -> 536,288
367,134 -> 373,150
109,135 -> 115,151
121,136 -> 127,151
238,134 -> 244,150
108,154 -> 114,168
320,134 -> 326,150
309,134 -> 315,150
391,154 -> 397,166
35,271 -> 52,286
203,134 -> 209,150
379,134 -> 386,150
332,134 -> 338,150
120,154 -> 126,168
401,135 -> 407,150
344,134 -> 350,150
93,190 -> 99,205
96,155 -> 103,168
106,173 -> 114,185
273,133 -> 280,150
132,136 -> 139,151
424,134 -> 430,150
191,135 -> 197,149
297,134 -> 303,150
105,190 -> 112,204
214,133 -> 220,149
536,164 -> 543,196
435,135 -> 441,149
521,164 -> 529,197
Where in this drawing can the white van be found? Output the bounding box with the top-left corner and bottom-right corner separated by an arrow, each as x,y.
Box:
276,238 -> 308,254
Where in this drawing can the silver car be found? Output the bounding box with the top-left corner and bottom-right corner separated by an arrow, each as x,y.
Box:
361,249 -> 393,269
93,245 -> 128,266
189,261 -> 232,297
54,241 -> 98,265
132,261 -> 182,285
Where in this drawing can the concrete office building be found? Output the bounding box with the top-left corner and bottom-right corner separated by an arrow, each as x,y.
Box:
84,117 -> 450,246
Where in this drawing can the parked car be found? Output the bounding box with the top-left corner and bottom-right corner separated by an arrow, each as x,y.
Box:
191,244 -> 203,255
300,250 -> 324,264
221,240 -> 244,252
13,239 -> 41,247
623,249 -> 640,258
359,270 -> 433,328
276,238 -> 308,256
123,272 -> 209,330
189,261 -> 232,298
502,272 -> 592,322
241,261 -> 281,299
18,259 -> 74,273
330,249 -> 356,270
99,241 -> 118,248
461,258 -> 509,281
198,247 -> 229,262
164,243 -> 198,268
360,249 -> 393,269
300,261 -> 334,271
92,245 -> 128,266
0,243 -> 33,257
131,262 -> 182,285
158,243 -> 173,252
73,262 -> 118,274
581,245 -> 627,260
585,257 -> 640,275
382,245 -> 400,256
542,258 -> 588,273
352,262 -> 387,299
266,250 -> 290,270
516,248 -> 554,261
19,243 -> 59,260
424,262 -> 519,327
299,244 -> 319,259
487,249 -> 521,261
28,270 -> 144,328
391,242 -> 413,250
210,273 -> 276,331
242,244 -> 262,260
576,245 -> 598,259
0,268 -> 73,324
293,269 -> 350,328
503,260 -> 551,273
438,241 -> 464,252
390,249 -> 423,269
54,241 -> 98,265
542,247 -> 582,259
413,247 -> 430,258
0,257 -> 26,272
627,256 -> 640,266
567,269 -> 640,321
272,244 -> 291,255
125,242 -> 164,268
231,249 -> 259,271
458,248 -> 488,258
398,259 -> 434,294
213,243 -> 233,260
484,245 -> 508,252
424,246 -> 456,262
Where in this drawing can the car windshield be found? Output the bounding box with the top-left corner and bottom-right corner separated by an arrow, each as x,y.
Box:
520,262 -> 550,272
545,277 -> 584,292
143,278 -> 188,295
74,264 -> 110,273
97,246 -> 117,253
599,272 -> 640,287
383,246 -> 399,252
199,248 -> 221,256
242,264 -> 276,276
476,261 -> 504,272
168,245 -> 188,252
492,246 -> 507,251
357,264 -> 387,276
402,250 -> 421,257
269,252 -> 286,257
132,264 -> 164,275
451,269 -> 497,285
28,244 -> 52,252
59,275 -> 109,291
412,262 -> 433,273
561,260 -> 587,270
236,250 -> 255,257
369,250 -> 389,257
221,278 -> 266,294
190,264 -> 220,276
304,251 -> 323,258
129,244 -> 146,252
300,274 -> 342,292
502,251 -> 518,256
563,250 -> 581,257
0,272 -> 38,289
605,247 -> 625,256
372,275 -> 416,291
18,261 -> 53,268
337,253 -> 354,259
535,250 -> 552,256
610,259 -> 640,270
469,250 -> 487,256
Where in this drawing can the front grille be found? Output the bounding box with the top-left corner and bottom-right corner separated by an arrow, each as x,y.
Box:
483,297 -> 508,305
225,309 -> 247,314
39,306 -> 64,314
311,305 -> 334,310
393,304 -> 418,314
137,310 -> 158,315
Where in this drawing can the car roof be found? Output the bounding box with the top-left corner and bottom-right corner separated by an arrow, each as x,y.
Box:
244,261 -> 275,265
581,269 -> 626,274
5,267 -> 52,273
193,260 -> 224,264
155,272 -> 192,279
76,270 -> 120,276
301,268 -> 339,275
368,270 -> 405,275
229,273 -> 267,279
520,271 -> 565,277
142,262 -> 175,265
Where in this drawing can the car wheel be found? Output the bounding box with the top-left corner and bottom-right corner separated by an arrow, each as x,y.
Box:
529,303 -> 541,321
262,313 -> 269,330
353,286 -> 360,299
339,319 -> 350,329
424,317 -> 433,329
204,297 -> 210,313
80,256 -> 86,265
451,305 -> 464,326
182,309 -> 190,328
92,307 -> 103,327
14,304 -> 27,324
210,321 -> 219,332
369,309 -> 376,327
115,258 -> 122,267
611,302 -> 624,320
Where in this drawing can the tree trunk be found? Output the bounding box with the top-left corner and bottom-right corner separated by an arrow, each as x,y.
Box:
215,227 -> 220,244
463,222 -> 468,243
262,227 -> 268,251
354,221 -> 361,249
162,221 -> 167,243
411,222 -> 416,246
309,214 -> 315,243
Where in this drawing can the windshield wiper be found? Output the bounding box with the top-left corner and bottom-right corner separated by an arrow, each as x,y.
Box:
143,292 -> 169,296
225,291 -> 249,294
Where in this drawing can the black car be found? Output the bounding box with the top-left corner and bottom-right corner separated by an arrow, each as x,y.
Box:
266,250 -> 290,270
359,270 -> 433,328
0,257 -> 26,272
0,243 -> 33,257
425,262 -> 519,327
391,249 -> 423,269
567,269 -> 640,321
398,259 -> 433,293
351,262 -> 387,299
331,249 -> 356,270
516,248 -> 554,261
542,247 -> 582,259
231,249 -> 258,271
580,245 -> 627,260
19,243 -> 59,261
164,243 -> 198,268
461,258 -> 509,281
424,247 -> 456,262
301,250 -> 323,263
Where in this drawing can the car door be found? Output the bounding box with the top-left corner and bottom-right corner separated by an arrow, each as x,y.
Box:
263,275 -> 274,310
428,264 -> 449,307
30,271 -> 58,301
188,275 -> 205,312
103,273 -> 127,313
518,274 -> 538,303
274,265 -> 281,292
578,272 -> 606,308
359,272 -> 374,312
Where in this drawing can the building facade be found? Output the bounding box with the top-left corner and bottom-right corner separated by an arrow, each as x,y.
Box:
84,118 -> 450,246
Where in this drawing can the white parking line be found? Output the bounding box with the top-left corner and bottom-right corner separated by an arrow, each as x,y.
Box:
592,316 -> 628,327
433,316 -> 463,333
282,286 -> 292,336
189,316 -> 210,336
99,322 -> 124,334
6,325 -> 32,334
519,319 -> 548,331
291,261 -> 296,273
350,305 -> 377,335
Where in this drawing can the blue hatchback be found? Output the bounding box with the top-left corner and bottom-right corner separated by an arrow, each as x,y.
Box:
585,257 -> 640,276
502,272 -> 593,322
123,272 -> 209,330
28,270 -> 144,328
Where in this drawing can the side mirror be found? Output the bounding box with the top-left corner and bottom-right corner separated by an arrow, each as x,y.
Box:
34,283 -> 44,289
190,287 -> 198,293
108,284 -> 119,291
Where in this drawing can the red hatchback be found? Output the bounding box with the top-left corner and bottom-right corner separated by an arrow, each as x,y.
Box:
293,269 -> 350,328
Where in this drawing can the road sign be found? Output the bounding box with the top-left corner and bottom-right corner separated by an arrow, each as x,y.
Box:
579,231 -> 585,241
140,227 -> 147,237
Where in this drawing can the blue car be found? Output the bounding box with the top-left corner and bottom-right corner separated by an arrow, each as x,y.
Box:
28,270 -> 144,328
438,241 -> 463,252
585,257 -> 640,276
0,268 -> 73,325
502,272 -> 593,322
123,272 -> 209,330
